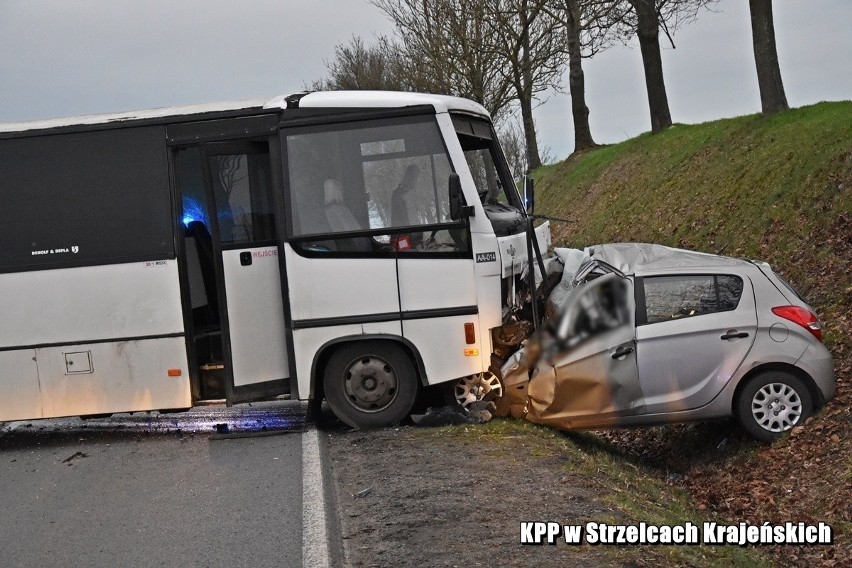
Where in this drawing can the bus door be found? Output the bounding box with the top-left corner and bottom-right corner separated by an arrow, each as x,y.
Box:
175,139 -> 290,403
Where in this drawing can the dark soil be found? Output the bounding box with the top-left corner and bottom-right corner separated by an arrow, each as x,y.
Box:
324,423 -> 620,568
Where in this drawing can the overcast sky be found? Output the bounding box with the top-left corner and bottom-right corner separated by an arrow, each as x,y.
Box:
0,0 -> 849,160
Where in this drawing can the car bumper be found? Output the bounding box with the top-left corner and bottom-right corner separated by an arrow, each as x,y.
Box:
795,341 -> 836,406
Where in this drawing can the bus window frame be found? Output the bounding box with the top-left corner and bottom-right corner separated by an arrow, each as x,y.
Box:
280,110 -> 473,259
451,113 -> 523,211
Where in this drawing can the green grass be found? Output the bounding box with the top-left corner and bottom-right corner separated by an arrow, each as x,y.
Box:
535,101 -> 852,349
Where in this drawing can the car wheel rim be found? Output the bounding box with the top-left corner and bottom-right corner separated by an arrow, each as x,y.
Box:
343,355 -> 398,413
751,382 -> 803,433
453,372 -> 503,410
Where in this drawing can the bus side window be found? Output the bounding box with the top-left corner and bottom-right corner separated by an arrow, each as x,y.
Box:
286,117 -> 467,254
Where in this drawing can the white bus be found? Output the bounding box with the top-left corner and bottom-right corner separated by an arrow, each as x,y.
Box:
0,91 -> 550,428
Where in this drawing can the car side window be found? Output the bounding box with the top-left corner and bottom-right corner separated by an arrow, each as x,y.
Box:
555,274 -> 632,347
717,275 -> 745,311
643,274 -> 743,325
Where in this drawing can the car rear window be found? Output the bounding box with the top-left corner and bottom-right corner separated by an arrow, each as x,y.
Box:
642,274 -> 744,325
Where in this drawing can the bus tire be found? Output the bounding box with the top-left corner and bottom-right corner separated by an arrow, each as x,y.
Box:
323,340 -> 418,429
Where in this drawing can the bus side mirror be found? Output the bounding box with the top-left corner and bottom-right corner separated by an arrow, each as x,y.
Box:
524,176 -> 535,214
449,173 -> 474,220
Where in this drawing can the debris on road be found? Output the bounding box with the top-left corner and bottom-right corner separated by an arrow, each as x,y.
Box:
410,401 -> 496,427
352,487 -> 374,499
62,451 -> 88,464
209,428 -> 306,440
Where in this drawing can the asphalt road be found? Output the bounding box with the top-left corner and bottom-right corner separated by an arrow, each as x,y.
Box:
0,402 -> 331,568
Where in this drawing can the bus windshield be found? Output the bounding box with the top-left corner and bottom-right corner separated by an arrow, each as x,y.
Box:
452,115 -> 521,209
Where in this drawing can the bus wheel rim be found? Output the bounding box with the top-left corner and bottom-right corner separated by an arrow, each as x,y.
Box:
343,355 -> 399,413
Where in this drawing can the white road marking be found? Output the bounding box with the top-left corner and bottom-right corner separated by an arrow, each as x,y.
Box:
302,428 -> 330,568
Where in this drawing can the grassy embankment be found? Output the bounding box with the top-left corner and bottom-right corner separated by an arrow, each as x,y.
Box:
533,101 -> 851,567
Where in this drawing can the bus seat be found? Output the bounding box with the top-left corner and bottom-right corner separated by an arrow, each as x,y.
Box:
185,221 -> 219,325
323,180 -> 372,253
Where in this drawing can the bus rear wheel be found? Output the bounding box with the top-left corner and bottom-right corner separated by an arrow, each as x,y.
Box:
323,341 -> 418,429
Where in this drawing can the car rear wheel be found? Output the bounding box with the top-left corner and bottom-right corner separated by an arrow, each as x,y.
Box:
323,341 -> 419,429
736,371 -> 812,442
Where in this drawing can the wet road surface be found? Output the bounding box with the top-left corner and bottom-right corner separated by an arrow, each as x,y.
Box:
0,401 -> 321,568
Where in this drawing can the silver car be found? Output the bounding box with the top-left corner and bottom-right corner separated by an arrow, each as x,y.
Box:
502,243 -> 835,442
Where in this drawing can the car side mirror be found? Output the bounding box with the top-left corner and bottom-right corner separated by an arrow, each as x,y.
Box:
449,173 -> 474,220
524,176 -> 535,214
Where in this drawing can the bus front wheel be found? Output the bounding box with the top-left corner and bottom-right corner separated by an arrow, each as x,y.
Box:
323,341 -> 419,429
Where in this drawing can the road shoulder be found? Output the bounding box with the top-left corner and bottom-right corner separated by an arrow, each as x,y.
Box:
325,418 -> 775,568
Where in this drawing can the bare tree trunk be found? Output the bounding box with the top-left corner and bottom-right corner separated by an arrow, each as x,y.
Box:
749,0 -> 788,115
519,0 -> 542,171
630,0 -> 672,133
518,87 -> 542,171
565,1 -> 596,152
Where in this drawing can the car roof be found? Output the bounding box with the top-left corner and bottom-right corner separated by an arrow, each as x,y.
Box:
586,243 -> 748,275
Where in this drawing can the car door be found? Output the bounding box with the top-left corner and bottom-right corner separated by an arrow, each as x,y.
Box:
635,273 -> 757,414
526,274 -> 645,428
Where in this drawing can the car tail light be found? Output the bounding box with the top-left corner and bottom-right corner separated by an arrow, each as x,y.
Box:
771,306 -> 823,342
